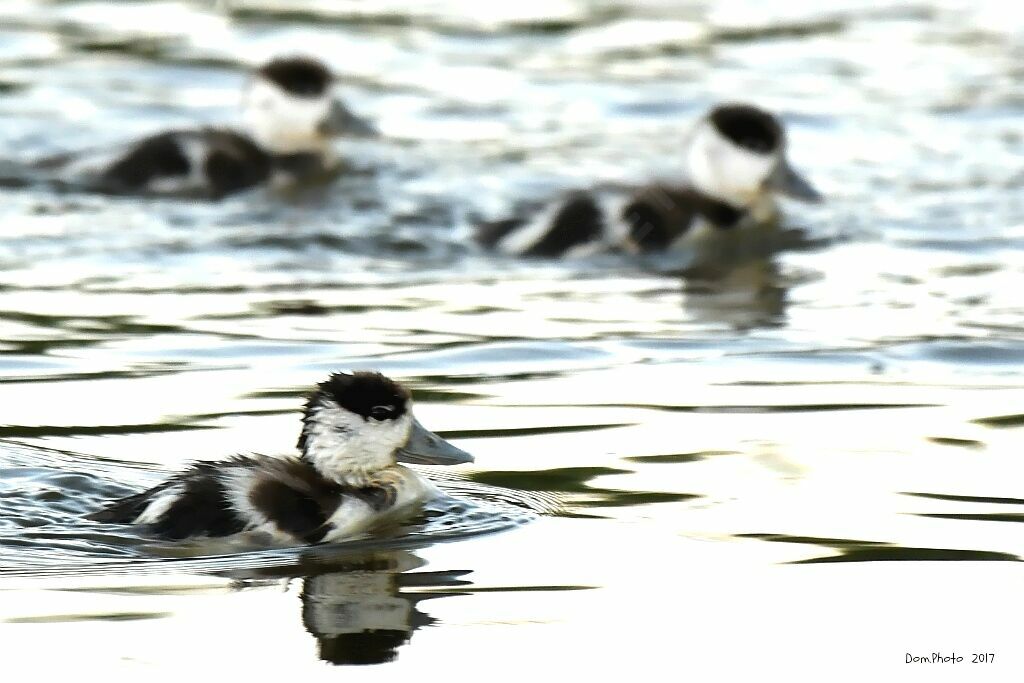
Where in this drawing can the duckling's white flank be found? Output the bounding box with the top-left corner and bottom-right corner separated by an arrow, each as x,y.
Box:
88,372 -> 472,545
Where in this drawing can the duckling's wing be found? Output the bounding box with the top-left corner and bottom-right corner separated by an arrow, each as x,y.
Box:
97,131 -> 194,193
200,129 -> 273,198
146,463 -> 250,540
248,476 -> 335,544
477,192 -> 607,257
621,185 -> 701,251
95,129 -> 271,199
87,460 -> 251,540
86,481 -> 175,524
620,185 -> 746,252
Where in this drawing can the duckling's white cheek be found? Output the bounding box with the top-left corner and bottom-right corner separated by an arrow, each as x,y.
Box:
717,149 -> 775,199
686,127 -> 775,204
354,414 -> 412,468
686,128 -> 723,194
243,79 -> 331,153
303,407 -> 410,484
304,410 -> 362,471
274,92 -> 329,135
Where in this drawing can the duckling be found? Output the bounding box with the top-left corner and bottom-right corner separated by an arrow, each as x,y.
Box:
53,56 -> 376,199
477,103 -> 822,258
87,372 -> 472,544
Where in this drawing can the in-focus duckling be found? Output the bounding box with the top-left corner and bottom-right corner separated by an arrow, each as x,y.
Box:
88,372 -> 471,544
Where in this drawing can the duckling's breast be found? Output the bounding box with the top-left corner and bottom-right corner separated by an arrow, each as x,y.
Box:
320,466 -> 440,543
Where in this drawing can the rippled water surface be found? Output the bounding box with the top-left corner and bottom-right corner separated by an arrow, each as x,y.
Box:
1,0 -> 1023,678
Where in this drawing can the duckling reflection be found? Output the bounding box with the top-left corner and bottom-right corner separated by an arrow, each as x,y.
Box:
677,258 -> 792,331
298,550 -> 470,666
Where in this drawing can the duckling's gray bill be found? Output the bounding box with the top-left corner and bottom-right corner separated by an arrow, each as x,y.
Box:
396,419 -> 474,465
767,159 -> 822,203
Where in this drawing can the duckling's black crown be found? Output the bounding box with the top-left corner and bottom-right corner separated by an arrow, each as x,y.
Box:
257,56 -> 333,97
298,372 -> 410,453
307,372 -> 410,420
709,104 -> 782,155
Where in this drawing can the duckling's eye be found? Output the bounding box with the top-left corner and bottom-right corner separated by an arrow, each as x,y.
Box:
369,405 -> 395,421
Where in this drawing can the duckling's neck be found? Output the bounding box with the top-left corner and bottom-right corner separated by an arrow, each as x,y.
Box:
298,419 -> 401,488
300,455 -> 388,489
682,187 -> 748,226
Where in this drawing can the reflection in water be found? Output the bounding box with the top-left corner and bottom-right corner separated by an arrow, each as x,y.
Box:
678,257 -> 793,331
297,551 -> 469,666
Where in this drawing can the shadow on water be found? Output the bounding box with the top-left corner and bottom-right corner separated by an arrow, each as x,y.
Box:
469,466 -> 699,516
904,492 -> 1024,507
624,450 -> 735,464
973,414 -> 1024,428
5,610 -> 173,624
732,465 -> 1024,565
905,491 -> 1024,524
738,533 -> 1021,564
0,423 -> 217,439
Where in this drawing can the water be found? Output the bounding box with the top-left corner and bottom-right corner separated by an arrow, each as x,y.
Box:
1,0 -> 1023,677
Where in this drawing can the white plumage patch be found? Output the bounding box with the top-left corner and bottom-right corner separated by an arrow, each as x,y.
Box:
495,197 -> 616,258
302,401 -> 414,487
494,201 -> 571,255
320,466 -> 439,543
221,467 -> 264,528
219,465 -> 316,544
133,484 -> 184,524
684,121 -> 778,207
147,134 -> 207,194
242,77 -> 334,155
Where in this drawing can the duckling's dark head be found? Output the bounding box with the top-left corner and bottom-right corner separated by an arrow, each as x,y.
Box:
257,56 -> 334,98
298,372 -> 472,486
308,372 -> 410,424
243,55 -> 376,156
686,103 -> 822,206
297,372 -> 409,483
